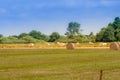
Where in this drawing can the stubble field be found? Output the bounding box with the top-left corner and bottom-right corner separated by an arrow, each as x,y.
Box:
0,49 -> 120,80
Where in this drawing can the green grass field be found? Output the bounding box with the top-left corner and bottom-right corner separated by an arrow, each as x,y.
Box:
0,49 -> 120,80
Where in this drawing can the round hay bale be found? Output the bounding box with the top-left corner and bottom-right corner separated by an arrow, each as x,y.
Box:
118,43 -> 120,48
66,43 -> 75,50
110,42 -> 120,50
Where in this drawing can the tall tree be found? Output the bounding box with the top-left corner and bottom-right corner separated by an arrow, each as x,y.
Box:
113,17 -> 120,40
66,22 -> 80,35
113,17 -> 120,29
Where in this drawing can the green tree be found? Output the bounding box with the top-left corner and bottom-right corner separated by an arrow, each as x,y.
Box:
96,28 -> 106,42
0,37 -> 10,44
0,37 -> 18,44
113,17 -> 120,40
96,17 -> 120,42
66,22 -> 80,35
49,32 -> 60,42
39,34 -> 50,42
88,32 -> 96,42
113,17 -> 120,29
29,30 -> 48,41
116,32 -> 120,41
102,23 -> 116,42
21,35 -> 37,43
74,34 -> 88,43
57,36 -> 68,42
64,34 -> 89,43
0,34 -> 3,38
11,35 -> 18,38
29,30 -> 42,39
18,33 -> 28,38
102,28 -> 116,42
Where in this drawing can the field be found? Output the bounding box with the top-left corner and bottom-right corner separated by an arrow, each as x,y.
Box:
0,49 -> 120,80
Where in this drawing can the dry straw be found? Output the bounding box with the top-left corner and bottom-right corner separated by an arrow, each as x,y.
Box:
118,43 -> 120,49
110,42 -> 120,50
66,43 -> 75,50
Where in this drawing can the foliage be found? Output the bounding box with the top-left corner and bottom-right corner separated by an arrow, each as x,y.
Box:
65,22 -> 80,35
88,32 -> 96,42
39,34 -> 50,42
57,36 -> 68,42
0,34 -> 3,38
29,30 -> 49,41
21,35 -> 37,43
74,34 -> 89,43
102,28 -> 116,42
96,17 -> 120,42
96,28 -> 106,42
49,32 -> 60,42
18,33 -> 29,38
65,22 -> 89,43
29,30 -> 42,39
0,36 -> 22,44
1,17 -> 120,43
65,34 -> 89,43
0,37 -> 12,44
116,32 -> 120,41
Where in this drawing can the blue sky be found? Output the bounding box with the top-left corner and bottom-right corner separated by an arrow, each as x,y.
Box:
0,0 -> 120,36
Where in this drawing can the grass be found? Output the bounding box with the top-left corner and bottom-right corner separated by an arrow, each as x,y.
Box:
0,49 -> 120,80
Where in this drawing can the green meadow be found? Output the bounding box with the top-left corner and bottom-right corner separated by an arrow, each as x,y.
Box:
0,49 -> 120,80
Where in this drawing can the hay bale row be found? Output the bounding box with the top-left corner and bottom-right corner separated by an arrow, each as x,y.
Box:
110,42 -> 120,50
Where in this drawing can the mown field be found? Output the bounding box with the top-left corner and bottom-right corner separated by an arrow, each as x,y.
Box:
0,49 -> 120,80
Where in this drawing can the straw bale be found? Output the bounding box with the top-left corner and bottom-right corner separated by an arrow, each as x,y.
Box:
66,43 -> 75,50
110,42 -> 120,50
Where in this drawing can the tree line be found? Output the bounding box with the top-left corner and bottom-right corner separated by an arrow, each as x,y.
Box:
0,17 -> 120,44
96,17 -> 120,42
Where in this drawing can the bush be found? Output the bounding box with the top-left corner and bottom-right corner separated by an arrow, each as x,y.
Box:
21,35 -> 37,43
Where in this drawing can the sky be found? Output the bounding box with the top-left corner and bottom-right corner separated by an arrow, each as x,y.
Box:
0,0 -> 120,36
